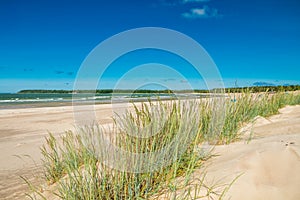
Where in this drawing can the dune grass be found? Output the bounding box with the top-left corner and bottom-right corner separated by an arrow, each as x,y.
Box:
219,90 -> 300,143
26,90 -> 300,199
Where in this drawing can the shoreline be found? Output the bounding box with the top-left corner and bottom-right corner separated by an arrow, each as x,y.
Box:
0,92 -> 229,110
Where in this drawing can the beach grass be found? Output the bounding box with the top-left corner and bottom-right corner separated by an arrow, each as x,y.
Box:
26,90 -> 300,199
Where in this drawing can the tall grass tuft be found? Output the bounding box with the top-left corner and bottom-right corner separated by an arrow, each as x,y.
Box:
37,100 -> 205,199
215,90 -> 300,143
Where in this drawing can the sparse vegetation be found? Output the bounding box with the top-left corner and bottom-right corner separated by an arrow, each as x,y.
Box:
25,90 -> 300,199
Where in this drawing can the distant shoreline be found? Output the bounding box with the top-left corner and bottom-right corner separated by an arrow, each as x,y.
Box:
16,85 -> 300,94
0,94 -> 204,110
1,85 -> 299,110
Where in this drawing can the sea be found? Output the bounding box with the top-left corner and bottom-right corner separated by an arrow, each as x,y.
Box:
0,93 -> 202,109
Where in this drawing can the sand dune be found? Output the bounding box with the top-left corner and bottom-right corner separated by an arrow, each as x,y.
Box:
1,104 -> 300,199
190,105 -> 300,200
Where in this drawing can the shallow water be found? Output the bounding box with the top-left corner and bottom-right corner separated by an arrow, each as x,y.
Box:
0,93 -> 186,109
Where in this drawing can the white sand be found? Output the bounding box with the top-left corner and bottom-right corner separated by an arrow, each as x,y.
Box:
0,103 -> 126,199
215,105 -> 300,200
1,104 -> 300,199
163,105 -> 300,199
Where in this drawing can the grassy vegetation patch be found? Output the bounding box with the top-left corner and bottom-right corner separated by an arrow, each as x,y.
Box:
26,91 -> 300,199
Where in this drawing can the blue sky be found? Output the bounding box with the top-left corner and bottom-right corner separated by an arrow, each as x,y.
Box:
0,0 -> 300,92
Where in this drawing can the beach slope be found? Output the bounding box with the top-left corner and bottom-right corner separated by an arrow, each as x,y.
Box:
0,104 -> 300,199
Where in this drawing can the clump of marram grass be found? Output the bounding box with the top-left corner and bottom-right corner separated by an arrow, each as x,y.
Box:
215,90 -> 300,143
36,100 -> 209,199
26,90 -> 300,199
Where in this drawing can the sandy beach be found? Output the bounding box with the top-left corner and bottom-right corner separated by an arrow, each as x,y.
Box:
0,103 -> 122,199
1,0 -> 299,198
0,103 -> 300,199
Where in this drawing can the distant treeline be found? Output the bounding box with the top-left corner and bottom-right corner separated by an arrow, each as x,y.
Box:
18,89 -> 197,94
223,85 -> 300,93
18,85 -> 300,94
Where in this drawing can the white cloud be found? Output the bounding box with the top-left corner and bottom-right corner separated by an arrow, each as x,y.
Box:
182,6 -> 222,19
191,8 -> 206,15
161,0 -> 210,6
182,0 -> 210,3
